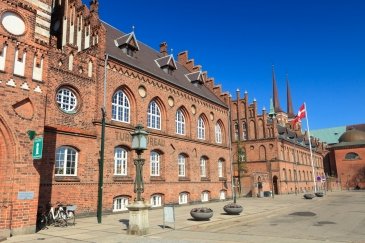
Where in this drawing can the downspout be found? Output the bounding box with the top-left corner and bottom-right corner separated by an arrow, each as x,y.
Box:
97,54 -> 108,223
228,106 -> 234,202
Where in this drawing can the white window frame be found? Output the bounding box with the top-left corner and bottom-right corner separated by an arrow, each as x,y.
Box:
56,88 -> 77,112
179,193 -> 188,204
218,159 -> 224,178
178,154 -> 186,177
219,190 -> 226,200
112,90 -> 130,123
147,101 -> 161,129
150,151 -> 160,176
201,191 -> 209,202
197,116 -> 205,139
113,197 -> 129,212
151,195 -> 162,207
55,146 -> 78,176
200,157 -> 207,177
215,123 -> 222,143
175,109 -> 185,135
114,147 -> 127,176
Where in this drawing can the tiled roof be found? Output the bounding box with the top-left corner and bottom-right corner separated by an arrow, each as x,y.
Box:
102,21 -> 227,108
310,126 -> 346,145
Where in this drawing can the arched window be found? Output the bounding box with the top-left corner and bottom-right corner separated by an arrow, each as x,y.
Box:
114,147 -> 127,175
179,192 -> 188,204
234,122 -> 239,141
219,190 -> 226,200
113,196 -> 129,212
345,152 -> 360,160
197,116 -> 205,139
175,109 -> 185,135
283,168 -> 287,181
242,122 -> 247,140
218,159 -> 224,178
147,101 -> 161,129
289,169 -> 292,181
178,154 -> 186,177
215,123 -> 222,144
259,145 -> 266,161
200,157 -> 207,177
112,90 -> 130,123
55,146 -> 78,176
150,151 -> 160,176
201,191 -> 209,202
151,194 -> 162,207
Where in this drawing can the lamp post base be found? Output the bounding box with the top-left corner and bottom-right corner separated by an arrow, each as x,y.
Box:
127,200 -> 151,236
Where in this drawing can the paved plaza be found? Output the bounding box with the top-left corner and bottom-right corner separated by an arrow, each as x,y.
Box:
4,191 -> 365,243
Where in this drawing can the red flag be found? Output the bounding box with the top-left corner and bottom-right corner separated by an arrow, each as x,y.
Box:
293,104 -> 306,125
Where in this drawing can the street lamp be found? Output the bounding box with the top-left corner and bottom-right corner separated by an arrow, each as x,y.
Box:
127,124 -> 150,235
131,124 -> 148,201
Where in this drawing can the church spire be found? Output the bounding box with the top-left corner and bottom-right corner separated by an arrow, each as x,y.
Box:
286,74 -> 295,118
272,65 -> 283,112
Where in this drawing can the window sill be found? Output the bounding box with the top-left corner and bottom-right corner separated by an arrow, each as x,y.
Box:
113,176 -> 133,182
150,176 -> 165,182
54,176 -> 80,182
178,177 -> 190,181
219,177 -> 227,181
201,177 -> 211,182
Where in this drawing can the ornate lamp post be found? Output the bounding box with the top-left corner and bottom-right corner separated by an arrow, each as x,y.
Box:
131,124 -> 148,201
127,124 -> 150,235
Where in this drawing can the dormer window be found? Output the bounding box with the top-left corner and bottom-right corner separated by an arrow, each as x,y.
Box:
155,55 -> 177,74
185,71 -> 204,85
115,32 -> 140,57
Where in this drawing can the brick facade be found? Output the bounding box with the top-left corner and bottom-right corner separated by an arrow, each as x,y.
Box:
1,0 -> 232,237
229,88 -> 326,197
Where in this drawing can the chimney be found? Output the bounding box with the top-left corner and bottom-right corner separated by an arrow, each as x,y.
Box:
160,42 -> 168,56
178,51 -> 188,64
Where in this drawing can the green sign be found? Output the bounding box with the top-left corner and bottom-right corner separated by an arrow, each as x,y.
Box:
32,137 -> 43,159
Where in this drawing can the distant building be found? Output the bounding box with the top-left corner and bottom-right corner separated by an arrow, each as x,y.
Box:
313,125 -> 365,189
229,69 -> 326,197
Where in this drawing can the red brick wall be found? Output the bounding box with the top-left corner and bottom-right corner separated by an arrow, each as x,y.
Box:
334,147 -> 365,189
0,0 -> 50,236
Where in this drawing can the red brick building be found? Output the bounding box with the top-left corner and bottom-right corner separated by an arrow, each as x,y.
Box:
327,127 -> 365,189
229,70 -> 326,197
1,0 -> 232,237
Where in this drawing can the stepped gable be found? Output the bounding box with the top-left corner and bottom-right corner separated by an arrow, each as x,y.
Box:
102,21 -> 227,108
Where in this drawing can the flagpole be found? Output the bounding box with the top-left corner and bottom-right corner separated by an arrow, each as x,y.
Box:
304,102 -> 317,193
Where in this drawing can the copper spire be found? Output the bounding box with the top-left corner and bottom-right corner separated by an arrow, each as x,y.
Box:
272,65 -> 283,112
286,74 -> 295,118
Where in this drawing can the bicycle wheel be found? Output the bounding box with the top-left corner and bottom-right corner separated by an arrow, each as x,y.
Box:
67,211 -> 75,225
47,212 -> 54,226
36,214 -> 48,230
58,210 -> 68,227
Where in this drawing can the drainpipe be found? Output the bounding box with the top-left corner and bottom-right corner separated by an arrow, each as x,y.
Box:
97,54 -> 108,223
228,106 -> 235,202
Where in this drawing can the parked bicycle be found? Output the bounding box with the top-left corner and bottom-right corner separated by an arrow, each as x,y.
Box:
37,202 -> 76,229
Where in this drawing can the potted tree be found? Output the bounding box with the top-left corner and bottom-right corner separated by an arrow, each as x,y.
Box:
223,202 -> 243,215
304,193 -> 315,199
190,207 -> 213,221
223,144 -> 245,215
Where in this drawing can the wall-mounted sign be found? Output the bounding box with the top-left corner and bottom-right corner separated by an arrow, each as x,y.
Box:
32,137 -> 43,159
17,191 -> 34,200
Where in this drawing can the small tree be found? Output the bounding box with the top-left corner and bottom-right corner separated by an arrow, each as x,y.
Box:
236,142 -> 247,199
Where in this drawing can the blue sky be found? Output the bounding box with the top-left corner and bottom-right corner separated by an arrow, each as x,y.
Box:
85,0 -> 365,130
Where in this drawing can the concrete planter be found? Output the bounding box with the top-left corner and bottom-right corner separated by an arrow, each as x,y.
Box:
223,203 -> 243,215
190,208 -> 213,221
304,193 -> 315,199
